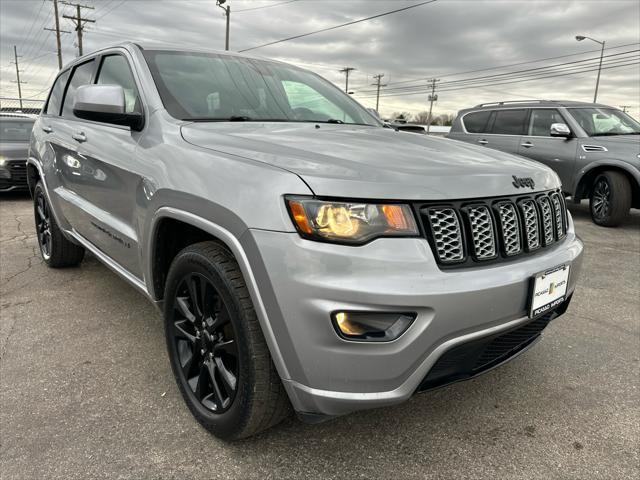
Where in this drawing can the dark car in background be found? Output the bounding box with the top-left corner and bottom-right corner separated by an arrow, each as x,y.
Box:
448,100 -> 640,226
0,114 -> 34,192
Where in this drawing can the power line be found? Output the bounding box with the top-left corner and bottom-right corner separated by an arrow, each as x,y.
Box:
234,0 -> 300,13
358,49 -> 640,94
358,60 -> 640,99
93,0 -> 126,22
357,51 -> 639,97
379,41 -> 640,88
17,0 -> 47,55
238,0 -> 438,52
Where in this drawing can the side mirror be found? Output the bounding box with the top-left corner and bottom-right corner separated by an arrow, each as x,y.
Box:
550,123 -> 571,138
73,85 -> 143,131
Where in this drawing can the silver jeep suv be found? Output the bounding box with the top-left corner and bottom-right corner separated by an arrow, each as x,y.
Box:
29,43 -> 583,439
448,100 -> 640,226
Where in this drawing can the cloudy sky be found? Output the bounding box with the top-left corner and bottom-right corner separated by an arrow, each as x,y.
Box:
1,0 -> 639,119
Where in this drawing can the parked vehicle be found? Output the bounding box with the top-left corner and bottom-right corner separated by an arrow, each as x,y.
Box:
448,100 -> 640,226
0,113 -> 34,192
29,43 -> 583,440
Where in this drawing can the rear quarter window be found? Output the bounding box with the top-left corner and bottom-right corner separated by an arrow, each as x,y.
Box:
45,70 -> 70,116
463,111 -> 492,133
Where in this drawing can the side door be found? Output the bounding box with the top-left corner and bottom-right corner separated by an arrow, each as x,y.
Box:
518,108 -> 578,190
37,62 -> 98,232
59,52 -> 146,278
483,108 -> 527,154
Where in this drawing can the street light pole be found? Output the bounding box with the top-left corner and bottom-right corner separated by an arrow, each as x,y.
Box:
217,0 -> 230,50
575,35 -> 605,103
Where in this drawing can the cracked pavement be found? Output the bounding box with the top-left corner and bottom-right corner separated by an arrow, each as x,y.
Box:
1,193 -> 638,480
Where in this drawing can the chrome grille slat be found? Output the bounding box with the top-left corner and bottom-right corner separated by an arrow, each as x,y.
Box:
496,202 -> 522,256
465,205 -> 496,259
537,196 -> 554,246
427,208 -> 464,263
519,199 -> 541,251
550,193 -> 565,239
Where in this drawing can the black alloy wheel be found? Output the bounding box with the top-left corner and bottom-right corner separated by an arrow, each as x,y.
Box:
170,272 -> 239,413
589,171 -> 632,227
591,176 -> 611,221
35,189 -> 52,260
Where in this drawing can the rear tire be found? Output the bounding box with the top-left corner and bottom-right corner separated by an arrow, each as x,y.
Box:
33,181 -> 85,267
164,241 -> 290,440
589,171 -> 631,227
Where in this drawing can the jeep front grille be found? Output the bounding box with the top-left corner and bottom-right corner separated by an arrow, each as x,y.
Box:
419,190 -> 567,267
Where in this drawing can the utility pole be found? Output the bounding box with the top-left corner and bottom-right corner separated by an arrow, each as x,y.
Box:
62,1 -> 95,57
339,67 -> 356,93
575,35 -> 605,103
619,105 -> 630,113
216,0 -> 230,50
426,78 -> 439,134
44,0 -> 71,70
371,74 -> 387,113
11,45 -> 26,110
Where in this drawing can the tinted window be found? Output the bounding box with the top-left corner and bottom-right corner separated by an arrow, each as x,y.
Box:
529,109 -> 565,136
142,50 -> 378,125
45,70 -> 70,116
62,60 -> 95,118
569,107 -> 640,136
96,55 -> 140,114
0,119 -> 34,141
463,111 -> 492,133
491,109 -> 527,135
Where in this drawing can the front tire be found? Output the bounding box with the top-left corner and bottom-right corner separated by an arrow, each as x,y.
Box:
33,181 -> 85,267
590,171 -> 632,227
164,242 -> 290,440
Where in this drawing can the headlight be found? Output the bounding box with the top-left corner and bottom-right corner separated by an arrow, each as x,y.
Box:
0,156 -> 6,167
286,197 -> 419,244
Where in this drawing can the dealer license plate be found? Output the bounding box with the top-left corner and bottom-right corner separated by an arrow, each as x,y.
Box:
529,264 -> 570,318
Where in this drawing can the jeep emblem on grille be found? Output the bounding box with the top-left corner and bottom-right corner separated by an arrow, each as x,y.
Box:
512,175 -> 535,190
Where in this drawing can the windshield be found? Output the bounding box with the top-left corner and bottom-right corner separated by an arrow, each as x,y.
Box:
143,50 -> 380,126
569,108 -> 640,136
0,119 -> 34,142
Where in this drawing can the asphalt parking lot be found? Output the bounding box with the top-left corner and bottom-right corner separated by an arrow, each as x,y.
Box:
0,193 -> 638,480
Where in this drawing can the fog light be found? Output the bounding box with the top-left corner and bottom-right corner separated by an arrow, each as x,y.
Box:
332,311 -> 416,342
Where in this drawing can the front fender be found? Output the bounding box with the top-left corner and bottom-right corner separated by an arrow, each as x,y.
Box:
573,159 -> 640,199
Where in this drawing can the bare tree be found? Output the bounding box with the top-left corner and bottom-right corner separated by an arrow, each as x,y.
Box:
413,111 -> 431,124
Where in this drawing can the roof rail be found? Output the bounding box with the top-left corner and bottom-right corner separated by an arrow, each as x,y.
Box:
474,100 -> 549,108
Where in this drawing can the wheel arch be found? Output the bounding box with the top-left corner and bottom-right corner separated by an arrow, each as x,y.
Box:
26,162 -> 40,196
573,160 -> 640,208
146,207 -> 292,381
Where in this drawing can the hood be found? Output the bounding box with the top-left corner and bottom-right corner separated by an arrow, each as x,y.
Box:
181,122 -> 560,200
0,141 -> 30,160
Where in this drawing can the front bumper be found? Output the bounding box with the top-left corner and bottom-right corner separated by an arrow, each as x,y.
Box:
241,213 -> 584,417
0,160 -> 28,191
